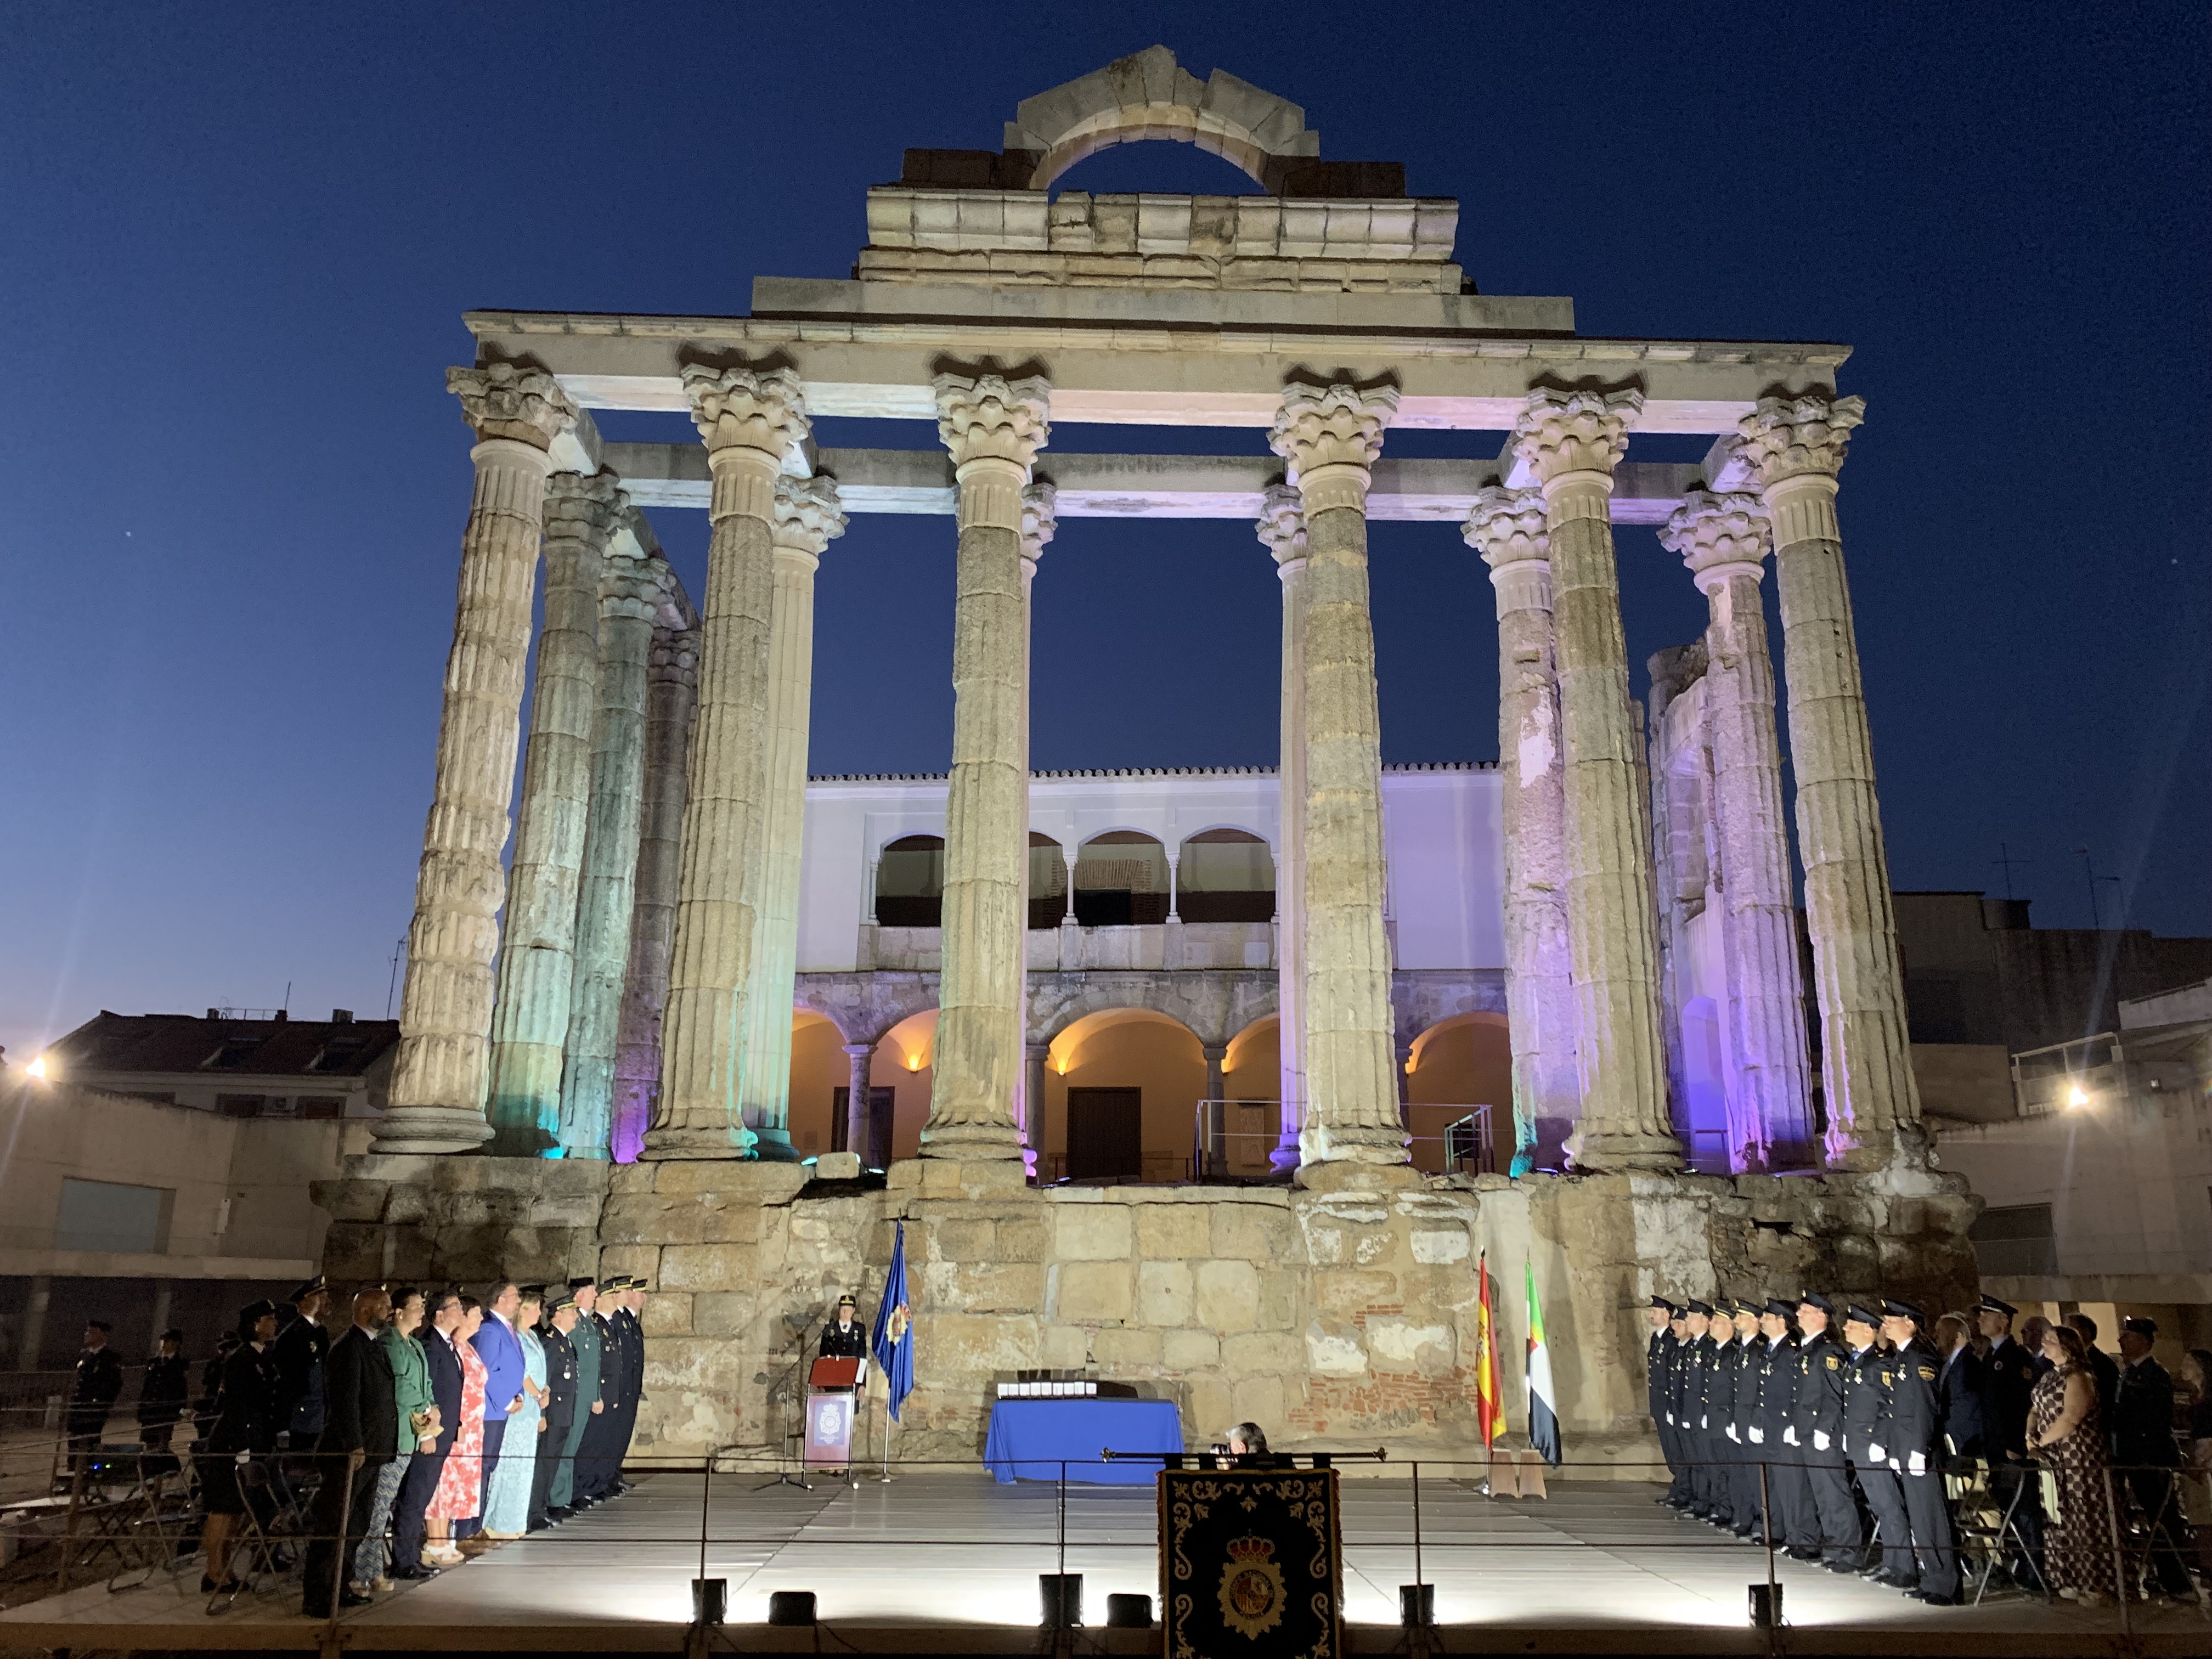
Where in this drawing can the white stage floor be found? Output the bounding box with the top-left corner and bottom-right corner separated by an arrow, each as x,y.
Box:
3,1468 -> 2205,1654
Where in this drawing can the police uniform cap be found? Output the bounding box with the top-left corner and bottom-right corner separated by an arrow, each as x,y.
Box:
568,1276 -> 597,1290
86,1318 -> 113,1333
1977,1294 -> 2017,1318
1797,1292 -> 1835,1314
1882,1297 -> 1925,1324
2121,1316 -> 2158,1340
1843,1305 -> 1881,1328
289,1275 -> 327,1302
1685,1299 -> 1713,1315
161,1325 -> 185,1342
838,1294 -> 859,1308
1763,1297 -> 1796,1317
1647,1294 -> 1675,1311
547,1291 -> 577,1312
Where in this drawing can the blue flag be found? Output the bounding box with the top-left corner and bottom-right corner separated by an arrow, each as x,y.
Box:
871,1219 -> 915,1423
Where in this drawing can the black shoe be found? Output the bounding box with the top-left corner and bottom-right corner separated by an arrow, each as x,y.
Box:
1786,1546 -> 1822,1562
1877,1571 -> 1919,1590
340,1589 -> 373,1609
390,1565 -> 438,1581
1910,1589 -> 1960,1606
546,1506 -> 572,1521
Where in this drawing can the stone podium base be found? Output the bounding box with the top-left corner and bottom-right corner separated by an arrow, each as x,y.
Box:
312,1154 -> 1979,1473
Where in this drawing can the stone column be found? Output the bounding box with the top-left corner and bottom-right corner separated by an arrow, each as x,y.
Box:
645,365 -> 809,1161
922,374 -> 1050,1163
1511,388 -> 1680,1172
1661,490 -> 1818,1169
1023,1043 -> 1051,1154
1267,383 -> 1408,1177
842,1042 -> 876,1161
486,469 -> 618,1154
1014,484 -> 1054,1152
555,532 -> 667,1158
737,476 -> 848,1159
1464,486 -> 1579,1173
612,624 -> 697,1162
1255,487 -> 1308,1174
1737,394 -> 1921,1169
376,364 -> 573,1155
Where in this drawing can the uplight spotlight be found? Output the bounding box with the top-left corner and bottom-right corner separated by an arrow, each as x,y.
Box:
2066,1085 -> 2089,1110
26,1056 -> 49,1081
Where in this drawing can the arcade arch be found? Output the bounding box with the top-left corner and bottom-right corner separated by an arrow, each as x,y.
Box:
1034,1006 -> 1206,1184
1403,1011 -> 1513,1175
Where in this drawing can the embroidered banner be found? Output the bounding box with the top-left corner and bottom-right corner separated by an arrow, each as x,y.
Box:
1159,1465 -> 1341,1659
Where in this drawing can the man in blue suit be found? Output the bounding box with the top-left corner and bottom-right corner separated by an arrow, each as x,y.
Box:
468,1282 -> 526,1537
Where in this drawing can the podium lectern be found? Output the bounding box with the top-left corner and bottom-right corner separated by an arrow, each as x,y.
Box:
805,1356 -> 864,1471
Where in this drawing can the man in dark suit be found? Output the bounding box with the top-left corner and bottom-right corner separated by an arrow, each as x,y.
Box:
1974,1294 -> 2044,1583
1934,1315 -> 1987,1463
530,1292 -> 579,1532
302,1289 -> 396,1617
67,1321 -> 125,1476
2112,1317 -> 2192,1598
390,1290 -> 462,1578
2066,1312 -> 2121,1415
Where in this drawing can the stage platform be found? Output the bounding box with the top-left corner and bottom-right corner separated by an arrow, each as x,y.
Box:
2,1468 -> 2204,1655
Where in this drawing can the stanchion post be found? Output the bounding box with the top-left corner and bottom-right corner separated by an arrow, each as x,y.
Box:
2104,1465 -> 2131,1639
327,1451 -> 358,1643
1759,1459 -> 1779,1655
699,1454 -> 713,1592
1412,1460 -> 1424,1608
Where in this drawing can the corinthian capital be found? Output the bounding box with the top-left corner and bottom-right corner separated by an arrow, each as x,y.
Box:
1254,483 -> 1306,566
681,364 -> 810,465
1020,482 -> 1058,567
1462,486 -> 1548,572
448,363 -> 577,449
543,469 -> 625,543
650,624 -> 700,687
771,473 -> 848,558
600,547 -> 666,622
934,374 -> 1052,477
1661,489 -> 1771,590
1266,382 -> 1397,492
1736,393 -> 1866,490
1510,388 -> 1641,491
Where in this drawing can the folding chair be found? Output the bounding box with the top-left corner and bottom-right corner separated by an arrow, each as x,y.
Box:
95,1452 -> 195,1594
206,1459 -> 286,1615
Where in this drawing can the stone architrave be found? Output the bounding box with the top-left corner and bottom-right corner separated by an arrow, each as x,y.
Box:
1266,382 -> 1409,1176
645,365 -> 809,1160
483,469 -> 620,1155
611,623 -> 698,1161
376,364 -> 574,1156
557,533 -> 669,1159
736,474 -> 848,1158
924,373 -> 1051,1160
1253,486 -> 1308,1174
1662,489 -> 1817,1170
1014,483 -> 1056,1156
1737,394 -> 1921,1169
1511,388 -> 1680,1173
1463,486 -> 1577,1172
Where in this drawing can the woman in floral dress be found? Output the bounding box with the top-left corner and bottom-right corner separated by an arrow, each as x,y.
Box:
2028,1322 -> 2123,1604
424,1297 -> 487,1566
482,1288 -> 548,1538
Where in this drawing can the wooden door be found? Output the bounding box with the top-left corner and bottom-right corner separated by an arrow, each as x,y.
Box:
831,1086 -> 897,1169
1065,1087 -> 1143,1182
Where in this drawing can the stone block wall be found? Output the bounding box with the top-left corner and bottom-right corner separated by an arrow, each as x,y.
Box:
312,1154 -> 610,1289
315,1153 -> 1978,1475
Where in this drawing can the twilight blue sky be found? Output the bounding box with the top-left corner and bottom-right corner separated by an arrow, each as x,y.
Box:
2,4 -> 2206,1059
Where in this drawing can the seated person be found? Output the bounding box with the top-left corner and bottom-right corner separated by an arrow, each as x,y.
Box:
1216,1422 -> 1288,1469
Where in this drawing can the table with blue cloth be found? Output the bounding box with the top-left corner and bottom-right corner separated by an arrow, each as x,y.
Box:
983,1398 -> 1184,1485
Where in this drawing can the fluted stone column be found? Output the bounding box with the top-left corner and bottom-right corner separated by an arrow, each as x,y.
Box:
376,364 -> 573,1155
1660,490 -> 1817,1170
481,470 -> 619,1155
1464,486 -> 1578,1173
1511,389 -> 1680,1172
1267,383 -> 1408,1177
1738,394 -> 1921,1169
1023,1044 -> 1051,1153
843,1043 -> 876,1161
923,374 -> 1050,1162
1255,486 -> 1308,1174
1014,484 -> 1056,1158
736,476 -> 847,1159
556,534 -> 668,1158
645,366 -> 808,1161
612,625 -> 697,1161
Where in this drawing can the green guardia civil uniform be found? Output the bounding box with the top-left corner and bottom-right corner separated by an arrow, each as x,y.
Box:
552,1301 -> 603,1508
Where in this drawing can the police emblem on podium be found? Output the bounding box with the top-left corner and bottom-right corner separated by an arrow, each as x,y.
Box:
1159,1466 -> 1341,1658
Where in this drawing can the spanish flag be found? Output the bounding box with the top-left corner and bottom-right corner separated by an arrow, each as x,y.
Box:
1525,1260 -> 1561,1466
1474,1251 -> 1507,1449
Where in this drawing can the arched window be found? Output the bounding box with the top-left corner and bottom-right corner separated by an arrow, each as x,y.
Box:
875,835 -> 945,929
1176,828 -> 1275,923
1074,831 -> 1169,927
1029,832 -> 1065,930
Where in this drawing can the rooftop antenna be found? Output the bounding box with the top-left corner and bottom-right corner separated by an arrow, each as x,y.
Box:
2069,847 -> 2120,932
1991,842 -> 2029,901
386,935 -> 407,1020
282,980 -> 292,1017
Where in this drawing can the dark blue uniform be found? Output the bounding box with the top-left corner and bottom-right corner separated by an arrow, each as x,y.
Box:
1790,1329 -> 1861,1566
1884,1337 -> 1959,1600
1977,1333 -> 2045,1578
1843,1341 -> 1912,1582
1752,1332 -> 1812,1550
